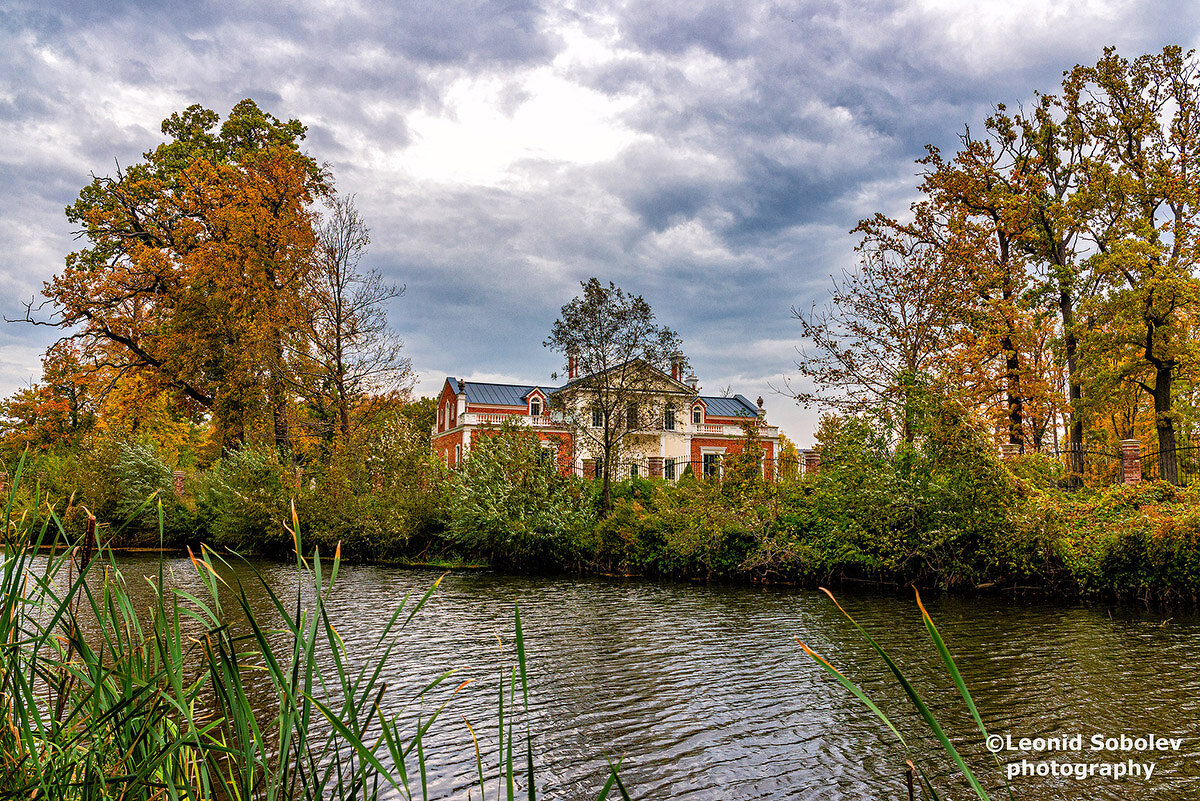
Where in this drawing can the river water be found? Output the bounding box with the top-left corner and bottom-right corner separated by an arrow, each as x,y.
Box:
109,555 -> 1200,800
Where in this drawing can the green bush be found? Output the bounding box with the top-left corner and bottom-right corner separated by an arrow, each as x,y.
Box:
1051,482 -> 1200,599
194,445 -> 291,553
445,423 -> 593,569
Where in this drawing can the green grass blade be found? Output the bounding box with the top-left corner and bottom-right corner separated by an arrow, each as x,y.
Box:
915,589 -> 1012,801
818,588 -> 990,801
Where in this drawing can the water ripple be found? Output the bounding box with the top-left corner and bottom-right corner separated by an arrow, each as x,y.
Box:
96,557 -> 1200,800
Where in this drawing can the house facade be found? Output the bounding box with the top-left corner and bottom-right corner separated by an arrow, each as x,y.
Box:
431,360 -> 780,479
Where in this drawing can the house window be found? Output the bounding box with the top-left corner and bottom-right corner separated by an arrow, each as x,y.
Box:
692,407 -> 702,425
595,457 -> 603,480
703,452 -> 720,477
627,403 -> 638,428
454,444 -> 462,465
630,463 -> 639,478
439,405 -> 444,431
664,458 -> 676,480
664,406 -> 675,430
592,408 -> 603,427
531,399 -> 541,417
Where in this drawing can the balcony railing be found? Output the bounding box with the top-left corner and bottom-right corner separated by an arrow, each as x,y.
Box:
692,422 -> 779,437
460,412 -> 565,428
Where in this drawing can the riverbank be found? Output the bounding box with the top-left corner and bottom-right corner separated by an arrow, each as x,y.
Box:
11,421 -> 1200,604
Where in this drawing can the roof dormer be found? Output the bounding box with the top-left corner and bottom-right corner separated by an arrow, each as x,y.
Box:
525,387 -> 547,417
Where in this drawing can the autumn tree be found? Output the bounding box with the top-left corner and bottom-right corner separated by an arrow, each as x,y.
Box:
793,224 -> 955,443
545,278 -> 685,515
911,126 -> 1063,451
776,432 -> 801,478
1066,47 -> 1200,484
22,100 -> 326,454
986,97 -> 1103,472
297,195 -> 412,444
0,343 -> 96,452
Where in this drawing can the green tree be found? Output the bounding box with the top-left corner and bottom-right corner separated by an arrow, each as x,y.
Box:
446,422 -> 592,567
545,278 -> 685,516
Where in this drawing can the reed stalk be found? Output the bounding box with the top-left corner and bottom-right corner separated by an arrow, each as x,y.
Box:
0,454 -> 623,799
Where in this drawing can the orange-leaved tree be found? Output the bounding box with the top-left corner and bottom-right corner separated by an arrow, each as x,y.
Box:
24,101 -> 327,455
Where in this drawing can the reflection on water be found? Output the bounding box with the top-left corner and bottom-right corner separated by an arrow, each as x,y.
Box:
103,556 -> 1200,800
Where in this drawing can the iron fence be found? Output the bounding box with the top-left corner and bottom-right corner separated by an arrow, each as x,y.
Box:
1057,445 -> 1123,490
1141,445 -> 1199,487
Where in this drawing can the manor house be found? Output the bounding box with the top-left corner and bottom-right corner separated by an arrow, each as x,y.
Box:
431,356 -> 780,479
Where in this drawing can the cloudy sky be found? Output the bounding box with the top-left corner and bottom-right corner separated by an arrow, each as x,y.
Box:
2,0 -> 1198,444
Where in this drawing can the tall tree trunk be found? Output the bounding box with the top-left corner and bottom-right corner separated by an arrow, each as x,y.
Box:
270,332 -> 292,461
1002,335 -> 1024,448
600,444 -> 612,517
1153,364 -> 1179,485
1060,288 -> 1084,487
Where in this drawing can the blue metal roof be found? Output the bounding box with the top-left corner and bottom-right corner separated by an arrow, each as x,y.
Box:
451,379 -> 557,407
699,394 -> 759,418
447,377 -> 760,418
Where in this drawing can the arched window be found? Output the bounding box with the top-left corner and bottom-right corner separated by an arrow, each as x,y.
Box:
692,405 -> 703,425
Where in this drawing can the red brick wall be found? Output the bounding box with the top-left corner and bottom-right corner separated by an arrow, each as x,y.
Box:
432,428 -> 464,464
437,381 -> 458,432
690,437 -> 731,469
464,405 -> 525,416
689,436 -> 776,477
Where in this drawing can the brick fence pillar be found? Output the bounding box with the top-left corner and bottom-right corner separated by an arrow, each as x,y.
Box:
1121,440 -> 1142,485
803,451 -> 820,474
647,456 -> 663,478
999,443 -> 1021,461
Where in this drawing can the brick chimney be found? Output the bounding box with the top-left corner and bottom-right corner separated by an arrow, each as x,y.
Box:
568,348 -> 579,379
670,351 -> 684,381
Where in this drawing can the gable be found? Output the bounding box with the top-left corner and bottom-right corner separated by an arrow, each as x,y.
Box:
555,359 -> 692,396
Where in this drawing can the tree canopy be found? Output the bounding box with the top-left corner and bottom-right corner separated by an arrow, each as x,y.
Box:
545,278 -> 685,514
799,46 -> 1200,484
15,100 -> 409,463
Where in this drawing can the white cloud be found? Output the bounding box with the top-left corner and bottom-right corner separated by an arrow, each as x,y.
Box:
1,0 -> 1197,447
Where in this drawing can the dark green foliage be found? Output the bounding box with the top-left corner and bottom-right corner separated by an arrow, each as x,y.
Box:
446,423 -> 595,569
193,444 -> 292,553
298,407 -> 448,560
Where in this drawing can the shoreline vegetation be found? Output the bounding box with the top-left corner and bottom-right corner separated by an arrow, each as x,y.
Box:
9,387 -> 1200,607
0,454 -> 629,800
